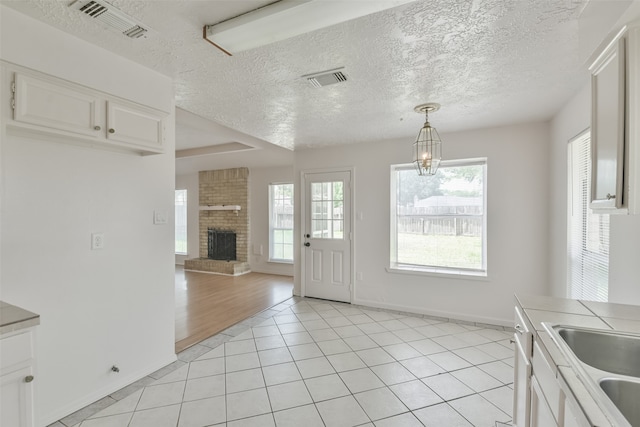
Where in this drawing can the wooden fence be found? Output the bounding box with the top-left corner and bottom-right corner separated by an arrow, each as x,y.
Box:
398,215 -> 482,236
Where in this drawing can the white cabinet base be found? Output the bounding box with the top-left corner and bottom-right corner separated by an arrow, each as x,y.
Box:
0,328 -> 36,427
0,365 -> 34,427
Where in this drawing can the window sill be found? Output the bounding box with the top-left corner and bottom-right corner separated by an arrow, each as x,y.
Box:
175,253 -> 188,256
386,265 -> 488,281
268,259 -> 294,265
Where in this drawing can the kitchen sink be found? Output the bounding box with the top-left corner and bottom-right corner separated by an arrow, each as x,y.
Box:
545,324 -> 640,427
599,379 -> 640,427
556,327 -> 640,377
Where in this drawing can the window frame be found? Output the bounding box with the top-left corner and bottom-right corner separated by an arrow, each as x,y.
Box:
269,182 -> 294,264
389,158 -> 488,278
175,189 -> 188,256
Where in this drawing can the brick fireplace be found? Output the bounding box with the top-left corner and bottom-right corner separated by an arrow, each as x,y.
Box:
184,167 -> 250,276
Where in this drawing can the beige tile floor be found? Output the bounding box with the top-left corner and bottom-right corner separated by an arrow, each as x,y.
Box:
49,297 -> 515,427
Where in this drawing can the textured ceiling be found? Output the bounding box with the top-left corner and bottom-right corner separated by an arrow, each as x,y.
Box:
3,0 -> 592,151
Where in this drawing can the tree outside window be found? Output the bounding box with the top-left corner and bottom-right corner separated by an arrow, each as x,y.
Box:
391,159 -> 487,275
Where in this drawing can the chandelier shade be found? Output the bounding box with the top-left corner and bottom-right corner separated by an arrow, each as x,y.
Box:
412,103 -> 442,176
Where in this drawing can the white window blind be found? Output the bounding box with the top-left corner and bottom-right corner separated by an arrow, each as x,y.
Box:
568,131 -> 609,302
175,189 -> 187,255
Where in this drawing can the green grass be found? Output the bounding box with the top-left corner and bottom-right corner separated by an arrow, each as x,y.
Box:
398,233 -> 482,270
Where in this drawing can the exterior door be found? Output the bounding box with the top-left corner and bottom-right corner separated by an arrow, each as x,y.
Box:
302,170 -> 352,303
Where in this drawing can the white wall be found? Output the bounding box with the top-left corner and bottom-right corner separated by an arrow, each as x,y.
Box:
547,0 -> 640,306
294,122 -> 550,325
609,216 -> 640,303
549,83 -> 640,306
0,6 -> 176,425
549,84 -> 640,305
548,85 -> 591,297
175,173 -> 199,265
249,166 -> 294,276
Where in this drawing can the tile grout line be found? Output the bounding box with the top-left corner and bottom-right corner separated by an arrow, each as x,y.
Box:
54,296 -> 514,427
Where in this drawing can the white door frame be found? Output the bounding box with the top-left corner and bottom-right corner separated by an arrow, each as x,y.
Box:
300,166 -> 355,302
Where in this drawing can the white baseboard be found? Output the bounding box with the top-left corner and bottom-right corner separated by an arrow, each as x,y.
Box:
352,298 -> 512,328
39,352 -> 177,427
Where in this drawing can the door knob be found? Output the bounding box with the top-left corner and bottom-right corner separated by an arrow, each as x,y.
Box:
305,234 -> 310,238
304,242 -> 310,247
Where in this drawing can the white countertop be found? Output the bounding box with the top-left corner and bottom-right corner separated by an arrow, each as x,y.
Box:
516,294 -> 640,427
0,300 -> 40,335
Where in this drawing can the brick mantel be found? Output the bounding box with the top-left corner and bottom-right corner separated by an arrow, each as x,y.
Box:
185,167 -> 250,275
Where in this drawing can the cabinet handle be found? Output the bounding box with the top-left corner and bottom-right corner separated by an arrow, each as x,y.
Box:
606,193 -> 616,200
515,324 -> 525,334
304,242 -> 310,247
24,375 -> 34,383
94,125 -> 101,131
108,128 -> 115,134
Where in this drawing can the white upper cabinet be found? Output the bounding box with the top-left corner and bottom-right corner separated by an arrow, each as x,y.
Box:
590,34 -> 625,210
590,23 -> 640,213
14,73 -> 102,138
106,100 -> 165,152
7,66 -> 167,155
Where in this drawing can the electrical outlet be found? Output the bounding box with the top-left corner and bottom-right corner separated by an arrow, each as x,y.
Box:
91,233 -> 105,250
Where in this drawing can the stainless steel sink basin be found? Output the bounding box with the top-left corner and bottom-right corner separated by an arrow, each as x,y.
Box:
599,379 -> 640,427
556,327 -> 640,377
545,324 -> 640,427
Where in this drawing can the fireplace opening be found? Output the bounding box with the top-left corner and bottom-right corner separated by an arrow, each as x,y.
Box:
208,228 -> 237,261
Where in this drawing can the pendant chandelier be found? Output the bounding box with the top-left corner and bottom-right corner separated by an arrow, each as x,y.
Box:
412,103 -> 442,176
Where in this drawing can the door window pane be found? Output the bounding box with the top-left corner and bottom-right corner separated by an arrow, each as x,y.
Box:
310,181 -> 344,239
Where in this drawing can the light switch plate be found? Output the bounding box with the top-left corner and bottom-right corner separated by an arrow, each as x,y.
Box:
154,210 -> 168,225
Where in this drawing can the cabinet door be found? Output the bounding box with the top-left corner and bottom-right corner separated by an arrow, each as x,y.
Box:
513,332 -> 532,427
530,376 -> 558,427
590,35 -> 626,210
0,365 -> 34,427
14,73 -> 102,137
106,100 -> 165,153
563,396 -> 590,427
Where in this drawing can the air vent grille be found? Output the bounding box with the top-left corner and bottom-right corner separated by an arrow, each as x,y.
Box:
70,0 -> 151,39
304,69 -> 348,88
79,1 -> 107,17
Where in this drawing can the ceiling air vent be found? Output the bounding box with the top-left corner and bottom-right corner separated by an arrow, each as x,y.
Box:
70,0 -> 152,39
303,68 -> 348,88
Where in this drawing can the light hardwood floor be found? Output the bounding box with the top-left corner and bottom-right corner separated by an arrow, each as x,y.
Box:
175,266 -> 294,353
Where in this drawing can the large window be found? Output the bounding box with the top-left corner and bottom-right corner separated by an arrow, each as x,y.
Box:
269,183 -> 294,262
391,158 -> 487,276
568,131 -> 609,301
175,189 -> 187,255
